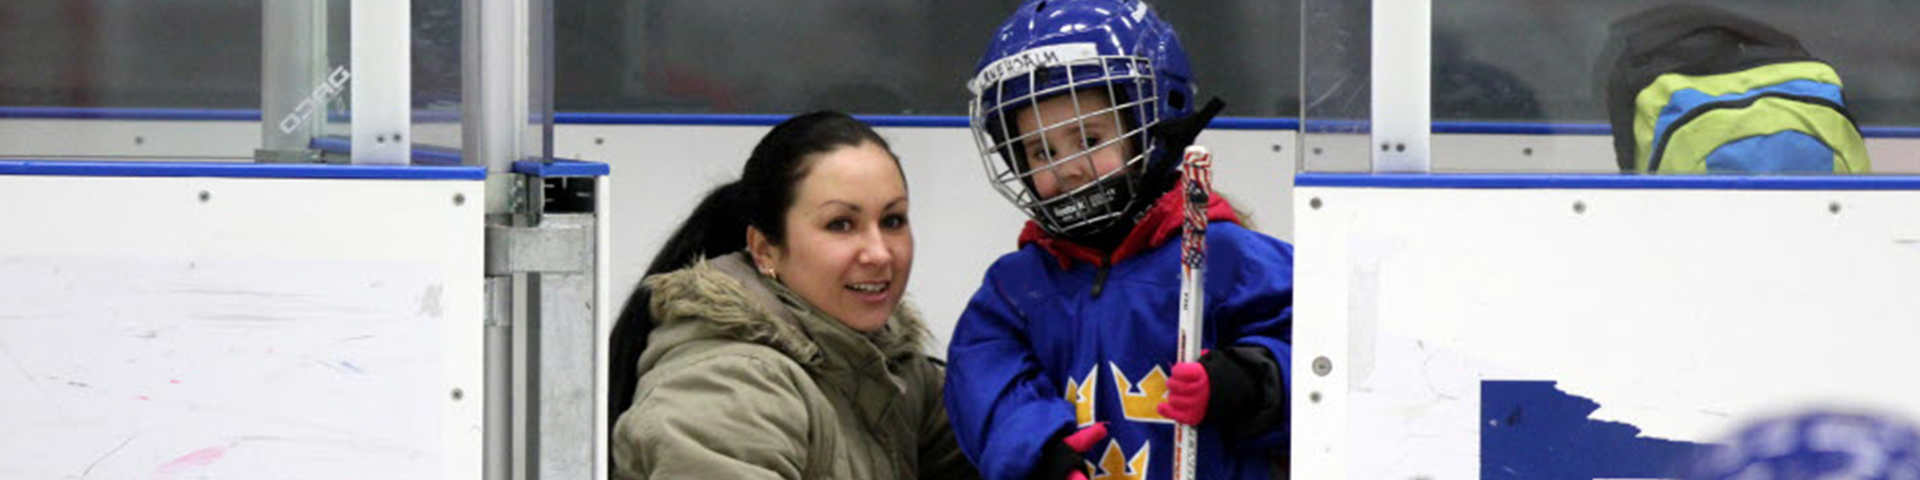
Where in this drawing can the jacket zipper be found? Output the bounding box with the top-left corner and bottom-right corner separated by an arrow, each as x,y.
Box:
1090,262 -> 1111,298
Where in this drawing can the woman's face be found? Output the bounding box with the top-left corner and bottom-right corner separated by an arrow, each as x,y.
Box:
1015,88 -> 1138,200
753,141 -> 913,332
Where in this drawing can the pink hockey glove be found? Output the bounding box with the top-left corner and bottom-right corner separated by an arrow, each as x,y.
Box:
1156,361 -> 1210,426
1062,422 -> 1107,480
1062,422 -> 1108,452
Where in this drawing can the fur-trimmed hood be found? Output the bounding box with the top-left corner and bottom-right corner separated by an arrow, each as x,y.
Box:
612,252 -> 978,480
635,252 -> 931,374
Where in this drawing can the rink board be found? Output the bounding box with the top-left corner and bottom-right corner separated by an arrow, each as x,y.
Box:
0,163 -> 484,480
1290,174 -> 1920,479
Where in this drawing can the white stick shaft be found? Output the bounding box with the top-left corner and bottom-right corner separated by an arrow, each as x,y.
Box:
1172,146 -> 1211,480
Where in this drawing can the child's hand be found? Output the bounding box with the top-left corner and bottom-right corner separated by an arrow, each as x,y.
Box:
1058,422 -> 1106,480
1157,361 -> 1211,425
1062,422 -> 1107,453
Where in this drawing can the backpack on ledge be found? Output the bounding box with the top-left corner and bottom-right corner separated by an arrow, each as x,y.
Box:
1596,4 -> 1871,174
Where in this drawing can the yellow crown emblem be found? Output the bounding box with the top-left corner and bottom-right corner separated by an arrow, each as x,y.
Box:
1110,364 -> 1171,423
1064,365 -> 1098,426
1088,440 -> 1150,480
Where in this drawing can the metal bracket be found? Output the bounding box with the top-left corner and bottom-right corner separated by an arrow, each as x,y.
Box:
486,223 -> 590,275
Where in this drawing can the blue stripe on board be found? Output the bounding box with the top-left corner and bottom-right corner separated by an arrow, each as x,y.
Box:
0,106 -> 261,121
313,136 -> 600,172
1294,172 -> 1920,190
513,159 -> 610,177
7,107 -> 1920,137
1432,121 -> 1613,135
1860,126 -> 1920,138
553,113 -> 1300,130
0,159 -> 484,180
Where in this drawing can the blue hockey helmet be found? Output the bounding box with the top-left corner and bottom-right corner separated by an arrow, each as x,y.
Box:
967,0 -> 1196,239
1686,410 -> 1920,479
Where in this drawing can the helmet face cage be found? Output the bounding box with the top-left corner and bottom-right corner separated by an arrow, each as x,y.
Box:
970,54 -> 1162,237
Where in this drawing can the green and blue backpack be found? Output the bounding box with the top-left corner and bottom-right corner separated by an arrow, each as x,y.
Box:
1597,4 -> 1870,174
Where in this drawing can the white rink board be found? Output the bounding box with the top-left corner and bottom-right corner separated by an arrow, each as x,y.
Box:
1290,180 -> 1920,479
0,174 -> 484,480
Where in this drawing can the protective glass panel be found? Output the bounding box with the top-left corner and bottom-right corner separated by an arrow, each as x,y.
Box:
553,0 -> 1300,118
0,0 -> 463,164
1302,1 -> 1920,174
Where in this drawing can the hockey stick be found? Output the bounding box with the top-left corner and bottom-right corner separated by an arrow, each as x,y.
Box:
1171,145 -> 1211,480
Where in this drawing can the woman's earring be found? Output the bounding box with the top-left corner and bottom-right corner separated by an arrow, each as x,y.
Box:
760,265 -> 777,281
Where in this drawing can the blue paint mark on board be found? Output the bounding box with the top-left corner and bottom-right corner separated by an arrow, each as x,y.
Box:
1482,380 -> 1719,479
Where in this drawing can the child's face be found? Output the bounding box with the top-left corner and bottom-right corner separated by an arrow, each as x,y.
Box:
1014,89 -> 1138,200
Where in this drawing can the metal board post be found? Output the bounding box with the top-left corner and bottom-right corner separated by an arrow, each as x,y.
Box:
351,0 -> 411,165
1370,0 -> 1431,172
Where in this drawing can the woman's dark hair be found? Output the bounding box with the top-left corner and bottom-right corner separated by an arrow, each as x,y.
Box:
607,111 -> 896,435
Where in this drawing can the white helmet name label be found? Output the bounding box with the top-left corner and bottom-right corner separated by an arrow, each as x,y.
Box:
967,43 -> 1101,95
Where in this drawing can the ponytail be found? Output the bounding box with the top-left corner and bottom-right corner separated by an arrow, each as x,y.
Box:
608,180 -> 748,435
644,181 -> 750,277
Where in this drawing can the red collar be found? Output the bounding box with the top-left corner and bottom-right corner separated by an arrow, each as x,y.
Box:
1017,184 -> 1241,269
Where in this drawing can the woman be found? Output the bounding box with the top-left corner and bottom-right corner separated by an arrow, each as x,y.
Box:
608,111 -> 976,479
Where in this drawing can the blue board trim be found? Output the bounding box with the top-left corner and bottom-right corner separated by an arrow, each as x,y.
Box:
0,159 -> 485,180
552,113 -> 1300,130
0,106 -> 261,121
1860,126 -> 1920,138
9,107 -> 1920,138
513,159 -> 610,177
1214,117 -> 1300,130
1294,172 -> 1920,190
1432,121 -> 1615,135
315,136 -> 602,174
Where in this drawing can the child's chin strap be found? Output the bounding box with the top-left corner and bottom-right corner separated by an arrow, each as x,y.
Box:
1150,97 -> 1228,162
1134,96 -> 1228,211
1070,97 -> 1230,252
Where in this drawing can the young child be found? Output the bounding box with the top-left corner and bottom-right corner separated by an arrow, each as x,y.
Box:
944,1 -> 1295,479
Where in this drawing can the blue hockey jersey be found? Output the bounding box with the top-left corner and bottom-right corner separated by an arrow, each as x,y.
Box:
944,190 -> 1295,480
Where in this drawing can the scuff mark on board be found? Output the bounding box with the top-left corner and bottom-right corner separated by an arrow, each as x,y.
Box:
80,435 -> 136,478
315,359 -> 367,375
417,284 -> 444,318
1,343 -> 42,392
154,445 -> 226,475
